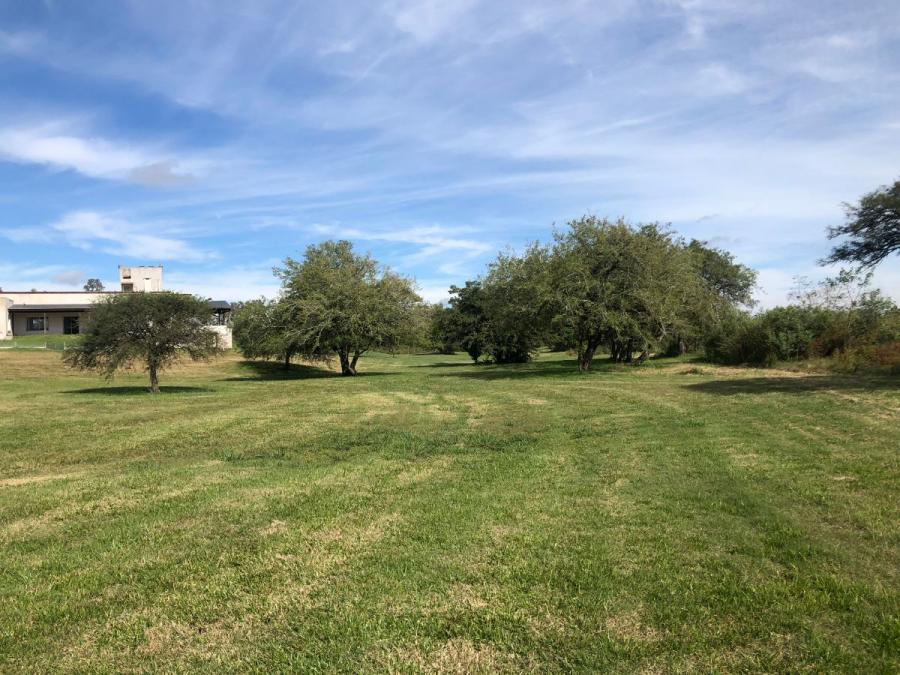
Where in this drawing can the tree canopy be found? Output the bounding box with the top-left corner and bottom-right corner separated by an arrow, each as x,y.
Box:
83,278 -> 105,291
275,241 -> 421,375
824,179 -> 900,268
549,218 -> 700,371
63,292 -> 222,392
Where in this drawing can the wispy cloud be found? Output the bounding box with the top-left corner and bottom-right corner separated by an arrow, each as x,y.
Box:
0,123 -> 201,185
50,211 -> 213,261
1,212 -> 213,262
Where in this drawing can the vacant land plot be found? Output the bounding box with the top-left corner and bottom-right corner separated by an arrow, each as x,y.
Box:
0,350 -> 897,672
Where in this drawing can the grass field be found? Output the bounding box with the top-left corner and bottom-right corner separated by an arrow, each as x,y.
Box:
0,349 -> 897,672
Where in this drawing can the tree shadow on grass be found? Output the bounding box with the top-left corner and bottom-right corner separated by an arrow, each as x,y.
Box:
432,359 -> 589,380
685,376 -> 899,396
63,386 -> 214,395
408,361 -> 475,368
221,360 -> 395,382
222,360 -> 337,381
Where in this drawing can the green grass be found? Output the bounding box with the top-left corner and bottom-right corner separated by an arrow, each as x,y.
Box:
0,350 -> 897,672
0,334 -> 81,350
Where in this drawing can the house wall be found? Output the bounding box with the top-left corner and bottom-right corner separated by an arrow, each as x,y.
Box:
0,298 -> 10,339
209,325 -> 233,349
0,292 -> 111,306
0,293 -> 109,340
11,311 -> 84,336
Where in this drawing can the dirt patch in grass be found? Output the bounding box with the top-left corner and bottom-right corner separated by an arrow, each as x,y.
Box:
262,519 -> 288,536
396,456 -> 452,485
381,638 -> 520,674
605,607 -> 660,643
0,472 -> 81,488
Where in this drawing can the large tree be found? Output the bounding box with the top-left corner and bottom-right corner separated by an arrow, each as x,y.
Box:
63,292 -> 222,393
549,217 -> 698,372
824,179 -> 900,268
276,241 -> 420,375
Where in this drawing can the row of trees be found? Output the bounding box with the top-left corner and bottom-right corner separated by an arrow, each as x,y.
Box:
429,217 -> 756,371
232,217 -> 756,374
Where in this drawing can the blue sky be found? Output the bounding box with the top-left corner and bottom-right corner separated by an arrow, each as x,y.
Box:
0,0 -> 898,305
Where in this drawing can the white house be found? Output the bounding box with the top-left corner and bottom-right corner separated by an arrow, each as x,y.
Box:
0,265 -> 233,347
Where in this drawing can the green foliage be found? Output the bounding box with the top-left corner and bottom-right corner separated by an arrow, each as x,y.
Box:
824,179 -> 900,268
435,246 -> 549,365
276,240 -> 421,375
479,244 -> 550,363
429,304 -> 462,354
687,239 -> 757,306
62,292 -> 222,392
549,217 -> 700,371
231,299 -> 310,368
707,271 -> 899,368
443,280 -> 488,362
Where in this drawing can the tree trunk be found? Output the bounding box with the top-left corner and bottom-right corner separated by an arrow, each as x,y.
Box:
578,343 -> 596,372
349,350 -> 361,374
283,350 -> 293,371
338,349 -> 356,376
148,363 -> 160,394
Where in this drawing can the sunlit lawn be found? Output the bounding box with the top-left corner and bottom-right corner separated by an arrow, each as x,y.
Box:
0,349 -> 897,672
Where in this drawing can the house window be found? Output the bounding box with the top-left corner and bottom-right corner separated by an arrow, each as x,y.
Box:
26,317 -> 46,331
122,283 -> 134,292
64,316 -> 80,335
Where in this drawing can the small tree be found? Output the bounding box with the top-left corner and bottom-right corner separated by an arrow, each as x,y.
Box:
232,298 -> 310,369
479,244 -> 550,363
444,281 -> 489,363
83,278 -> 105,291
64,293 -> 222,393
823,179 -> 900,268
276,241 -> 421,375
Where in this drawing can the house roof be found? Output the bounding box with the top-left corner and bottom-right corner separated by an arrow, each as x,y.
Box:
9,300 -> 231,311
9,304 -> 94,311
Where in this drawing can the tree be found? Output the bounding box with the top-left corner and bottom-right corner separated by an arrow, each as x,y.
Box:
232,299 -> 310,369
276,241 -> 421,375
83,278 -> 105,292
429,304 -> 462,354
667,240 -> 757,355
63,292 -> 222,393
479,244 -> 550,363
445,281 -> 489,363
823,179 -> 900,268
549,217 -> 698,372
686,240 -> 756,307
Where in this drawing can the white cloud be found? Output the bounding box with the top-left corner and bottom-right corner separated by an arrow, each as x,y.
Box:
388,0 -> 479,43
0,123 -> 200,185
49,211 -> 213,262
311,223 -> 493,267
